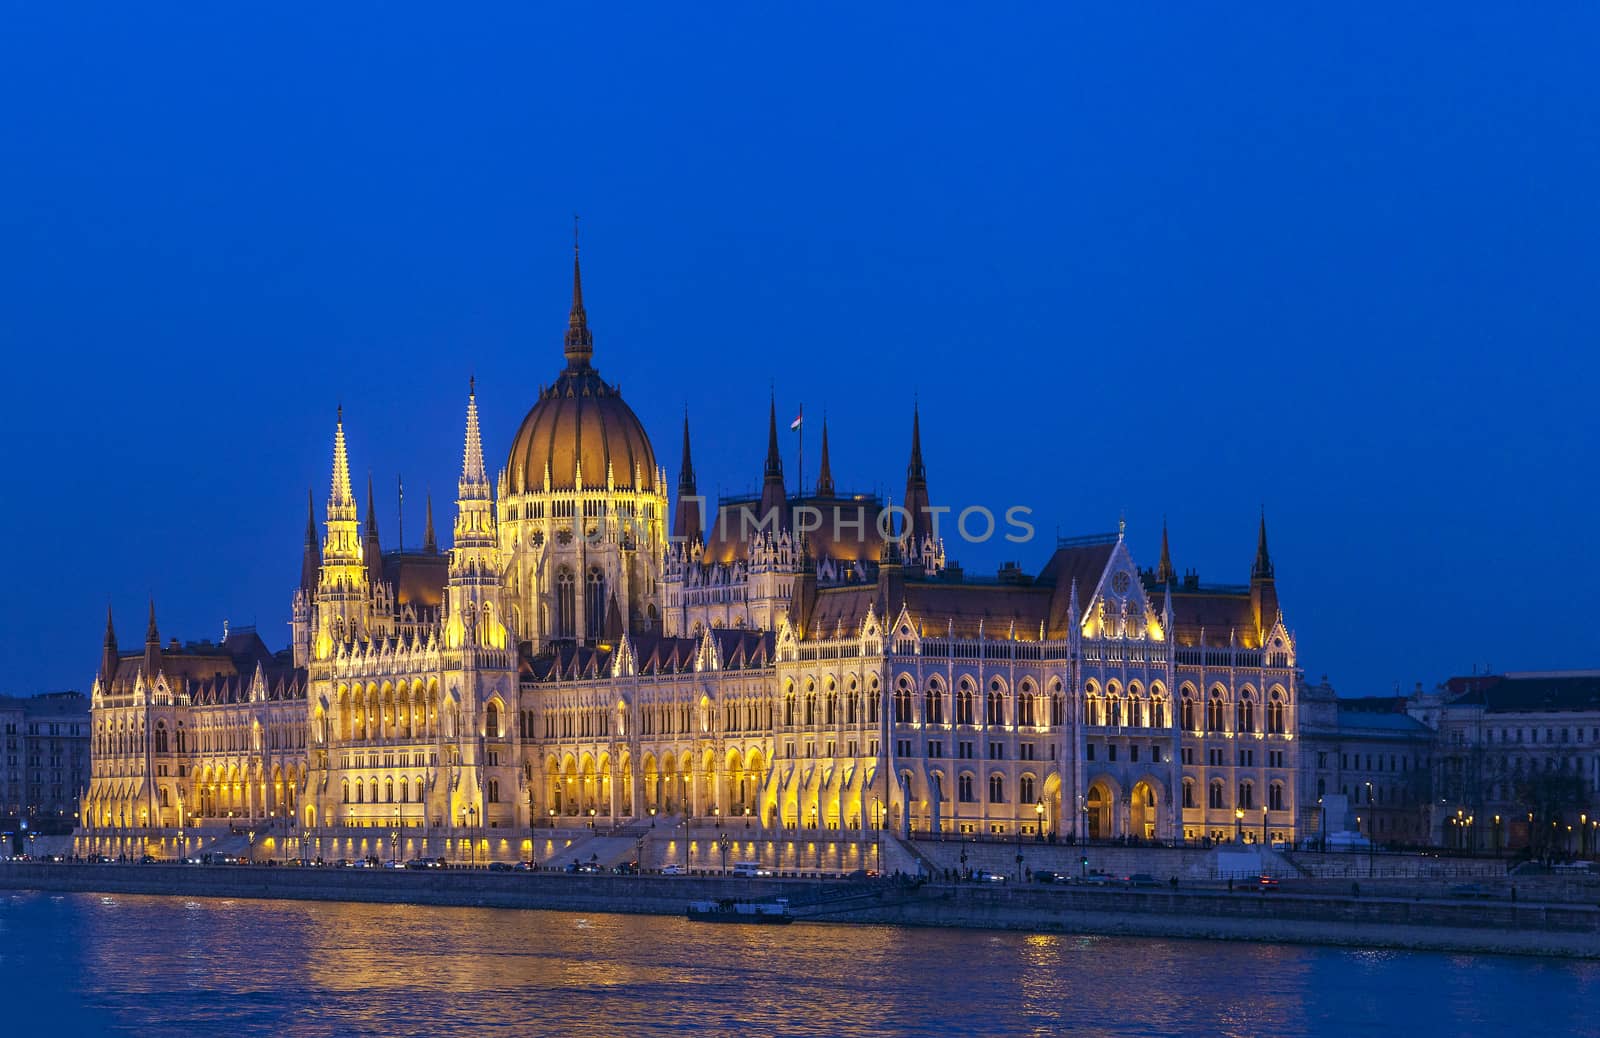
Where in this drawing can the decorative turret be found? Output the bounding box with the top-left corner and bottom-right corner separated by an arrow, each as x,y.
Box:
816,417 -> 835,498
142,599 -> 162,680
100,606 -> 118,686
902,404 -> 930,545
1156,518 -> 1174,586
314,407 -> 370,657
300,490 -> 321,591
757,394 -> 788,532
364,474 -> 384,588
1250,509 -> 1279,640
447,380 -> 506,649
673,411 -> 702,545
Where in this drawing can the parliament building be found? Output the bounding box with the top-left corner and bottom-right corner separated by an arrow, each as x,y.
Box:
81,252 -> 1304,865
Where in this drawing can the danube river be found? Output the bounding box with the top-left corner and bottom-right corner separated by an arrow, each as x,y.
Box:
3,891 -> 1597,1036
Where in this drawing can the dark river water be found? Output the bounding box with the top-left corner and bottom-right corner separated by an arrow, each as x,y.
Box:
2,891 -> 1597,1036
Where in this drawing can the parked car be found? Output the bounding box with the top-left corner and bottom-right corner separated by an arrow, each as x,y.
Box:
973,870 -> 1007,883
1033,870 -> 1067,885
1079,871 -> 1112,886
1124,873 -> 1160,888
846,868 -> 881,881
660,863 -> 686,876
612,861 -> 639,875
1251,875 -> 1279,891
487,861 -> 514,872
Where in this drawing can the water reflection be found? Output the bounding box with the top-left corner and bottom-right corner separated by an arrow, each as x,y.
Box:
0,891 -> 1595,1037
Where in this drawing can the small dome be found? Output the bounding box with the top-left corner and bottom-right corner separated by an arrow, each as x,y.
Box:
504,251 -> 656,496
506,365 -> 657,495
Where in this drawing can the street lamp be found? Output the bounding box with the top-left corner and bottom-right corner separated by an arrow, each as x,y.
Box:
1035,800 -> 1045,842
1234,808 -> 1244,844
392,807 -> 401,867
589,807 -> 596,831
1262,805 -> 1269,847
718,832 -> 732,876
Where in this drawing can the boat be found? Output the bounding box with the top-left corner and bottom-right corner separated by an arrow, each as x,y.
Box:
686,897 -> 794,924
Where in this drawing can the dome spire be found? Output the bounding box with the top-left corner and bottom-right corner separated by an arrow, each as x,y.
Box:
674,410 -> 701,545
564,216 -> 593,368
423,491 -> 437,554
758,393 -> 788,531
903,402 -> 930,545
460,379 -> 489,497
300,489 -> 321,591
100,605 -> 119,685
1253,507 -> 1274,580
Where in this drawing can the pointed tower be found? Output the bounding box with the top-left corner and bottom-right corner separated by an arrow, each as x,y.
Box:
142,599 -> 162,681
757,394 -> 788,531
673,411 -> 702,544
423,492 -> 438,554
364,475 -> 384,587
815,417 -> 835,498
902,404 -> 930,545
447,380 -> 505,649
100,606 -> 119,687
301,490 -> 321,591
1156,518 -> 1174,586
1250,508 -> 1279,641
315,407 -> 369,656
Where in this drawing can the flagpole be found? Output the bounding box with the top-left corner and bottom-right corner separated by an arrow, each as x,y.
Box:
796,404 -> 803,501
397,474 -> 404,553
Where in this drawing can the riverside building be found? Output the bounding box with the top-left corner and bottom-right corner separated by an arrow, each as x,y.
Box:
80,252 -> 1305,862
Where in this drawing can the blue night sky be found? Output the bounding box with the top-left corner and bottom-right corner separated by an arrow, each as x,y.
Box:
1,6 -> 1596,696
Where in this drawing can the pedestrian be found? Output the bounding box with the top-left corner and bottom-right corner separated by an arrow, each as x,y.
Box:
1511,885 -> 1517,903
1169,875 -> 1178,890
1228,877 -> 1234,892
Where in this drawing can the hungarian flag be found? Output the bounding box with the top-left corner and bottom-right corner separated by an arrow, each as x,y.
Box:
790,407 -> 803,431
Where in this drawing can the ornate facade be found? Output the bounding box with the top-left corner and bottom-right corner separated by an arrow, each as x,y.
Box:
80,250 -> 1306,862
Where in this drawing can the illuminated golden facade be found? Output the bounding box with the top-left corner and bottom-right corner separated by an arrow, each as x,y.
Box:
81,251 -> 1305,862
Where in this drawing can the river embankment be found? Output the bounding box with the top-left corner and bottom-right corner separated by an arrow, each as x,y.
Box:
3,863 -> 1596,959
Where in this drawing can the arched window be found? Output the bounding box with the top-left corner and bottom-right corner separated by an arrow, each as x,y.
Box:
384,778 -> 394,803
585,567 -> 607,640
1207,689 -> 1227,733
154,723 -> 168,754
487,778 -> 501,803
784,685 -> 796,727
1020,774 -> 1036,804
805,685 -> 818,726
1050,684 -> 1064,727
1238,782 -> 1254,810
894,678 -> 914,724
925,683 -> 945,725
1182,778 -> 1196,808
825,688 -> 838,725
1208,780 -> 1225,810
555,568 -> 576,638
1267,692 -> 1286,735
355,780 -> 365,804
1181,690 -> 1197,731
958,773 -> 975,802
485,702 -> 500,738
1237,695 -> 1256,734
988,773 -> 1006,803
399,777 -> 409,803
1018,684 -> 1037,726
342,780 -> 350,804
1269,781 -> 1285,811
956,682 -> 975,725
987,680 -> 1007,726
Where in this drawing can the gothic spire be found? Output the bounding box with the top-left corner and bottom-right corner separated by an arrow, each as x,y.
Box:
364,474 -> 384,586
564,223 -> 593,368
903,403 -> 930,545
1156,517 -> 1174,585
423,492 -> 437,554
459,379 -> 489,498
1252,508 -> 1274,580
329,406 -> 355,516
100,605 -> 119,684
142,598 -> 162,678
816,417 -> 835,498
300,489 -> 321,591
758,393 -> 788,531
673,411 -> 702,545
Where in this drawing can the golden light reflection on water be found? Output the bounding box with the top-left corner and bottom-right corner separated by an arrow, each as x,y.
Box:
2,892 -> 1595,1038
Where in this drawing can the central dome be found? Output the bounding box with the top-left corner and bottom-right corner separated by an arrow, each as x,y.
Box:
504,253 -> 658,495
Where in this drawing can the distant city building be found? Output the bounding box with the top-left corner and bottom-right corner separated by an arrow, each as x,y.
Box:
1411,671 -> 1600,856
1,691 -> 91,835
81,251 -> 1305,861
1298,681 -> 1434,845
